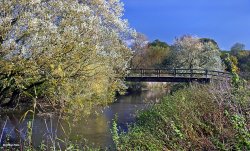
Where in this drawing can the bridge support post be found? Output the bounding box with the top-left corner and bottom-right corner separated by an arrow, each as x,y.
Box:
140,69 -> 145,77
190,69 -> 193,78
174,68 -> 176,77
205,69 -> 208,78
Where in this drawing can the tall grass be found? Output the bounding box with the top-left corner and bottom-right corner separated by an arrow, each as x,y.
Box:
0,114 -> 103,150
115,80 -> 250,150
0,87 -> 105,150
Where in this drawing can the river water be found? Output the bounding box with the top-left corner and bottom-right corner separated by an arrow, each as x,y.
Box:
0,89 -> 167,149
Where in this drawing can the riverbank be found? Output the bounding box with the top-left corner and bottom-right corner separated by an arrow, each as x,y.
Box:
1,79 -> 248,150
115,82 -> 250,150
0,89 -> 168,150
0,82 -> 169,115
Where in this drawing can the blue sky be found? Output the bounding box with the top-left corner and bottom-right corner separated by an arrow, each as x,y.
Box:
122,0 -> 250,50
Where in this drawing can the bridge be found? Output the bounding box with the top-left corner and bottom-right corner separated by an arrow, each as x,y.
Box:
125,68 -> 231,83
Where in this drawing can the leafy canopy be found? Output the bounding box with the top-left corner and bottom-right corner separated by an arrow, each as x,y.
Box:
172,35 -> 223,70
0,0 -> 134,116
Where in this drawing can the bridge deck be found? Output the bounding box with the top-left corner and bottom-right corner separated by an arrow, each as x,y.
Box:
125,76 -> 211,83
125,69 -> 231,83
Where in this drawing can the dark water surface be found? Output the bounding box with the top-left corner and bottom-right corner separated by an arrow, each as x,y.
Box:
0,89 -> 167,149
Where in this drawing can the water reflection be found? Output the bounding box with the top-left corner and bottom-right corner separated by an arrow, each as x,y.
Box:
0,89 -> 167,148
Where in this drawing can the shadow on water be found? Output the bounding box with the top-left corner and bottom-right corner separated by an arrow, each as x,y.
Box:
0,89 -> 167,149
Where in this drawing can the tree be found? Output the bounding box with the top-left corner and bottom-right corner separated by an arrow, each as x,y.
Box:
229,43 -> 250,80
149,39 -> 169,48
222,53 -> 240,73
147,40 -> 171,68
130,37 -> 171,68
0,0 -> 134,116
130,33 -> 148,68
231,43 -> 245,56
171,35 -> 223,70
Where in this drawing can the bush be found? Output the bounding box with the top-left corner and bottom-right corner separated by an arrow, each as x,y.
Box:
116,82 -> 250,150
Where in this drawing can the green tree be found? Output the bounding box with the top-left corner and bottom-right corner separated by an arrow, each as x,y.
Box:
148,39 -> 169,48
131,37 -> 171,68
229,43 -> 250,80
146,40 -> 170,68
231,43 -> 245,56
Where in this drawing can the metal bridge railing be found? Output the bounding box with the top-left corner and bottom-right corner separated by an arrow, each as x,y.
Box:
126,68 -> 231,79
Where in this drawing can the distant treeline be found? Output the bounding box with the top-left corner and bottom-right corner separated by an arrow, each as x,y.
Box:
130,34 -> 250,80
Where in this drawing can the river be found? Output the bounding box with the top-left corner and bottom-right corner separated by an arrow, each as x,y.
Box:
0,89 -> 167,149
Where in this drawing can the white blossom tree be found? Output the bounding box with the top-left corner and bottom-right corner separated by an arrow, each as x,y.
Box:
0,0 -> 134,116
172,35 -> 223,71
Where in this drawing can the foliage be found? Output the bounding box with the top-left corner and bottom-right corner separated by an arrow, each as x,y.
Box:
169,83 -> 188,94
116,80 -> 250,150
221,53 -> 240,73
172,35 -> 223,70
130,36 -> 171,69
111,114 -> 119,149
130,35 -> 225,71
129,33 -> 148,68
229,43 -> 250,80
148,39 -> 169,48
231,43 -> 245,56
235,50 -> 250,73
0,0 -> 134,116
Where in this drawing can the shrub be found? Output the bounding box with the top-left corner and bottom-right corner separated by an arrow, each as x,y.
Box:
116,81 -> 250,150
